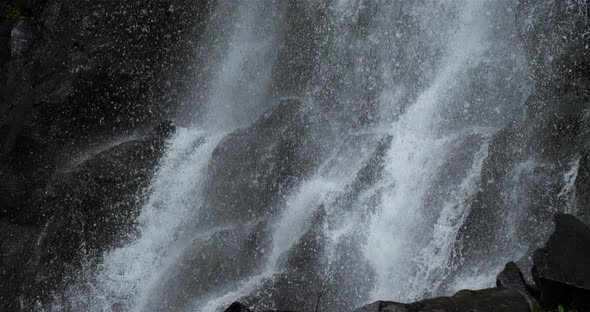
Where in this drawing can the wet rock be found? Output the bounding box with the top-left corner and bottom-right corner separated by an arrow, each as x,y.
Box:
354,301 -> 409,312
516,0 -> 590,94
496,261 -> 538,307
532,214 -> 590,311
225,302 -> 253,312
241,208 -> 328,312
354,288 -> 529,312
0,221 -> 38,310
201,98 -> 328,226
347,135 -> 392,199
239,134 -> 385,312
1,0 -> 214,308
224,301 -> 297,312
451,1 -> 590,290
0,0 -> 215,233
0,123 -> 173,310
454,127 -> 534,268
1,0 -> 214,149
152,119 -> 176,138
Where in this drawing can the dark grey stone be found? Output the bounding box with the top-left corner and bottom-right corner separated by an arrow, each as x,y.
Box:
532,214 -> 590,311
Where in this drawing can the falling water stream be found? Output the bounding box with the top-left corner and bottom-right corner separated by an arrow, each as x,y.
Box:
57,1 -> 542,311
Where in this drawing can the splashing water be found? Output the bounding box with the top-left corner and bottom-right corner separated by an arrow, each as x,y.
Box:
56,0 -> 534,311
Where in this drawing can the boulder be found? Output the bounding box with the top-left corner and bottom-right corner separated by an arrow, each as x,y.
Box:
354,288 -> 529,312
225,302 -> 253,312
223,301 -> 297,312
532,214 -> 590,311
496,261 -> 538,307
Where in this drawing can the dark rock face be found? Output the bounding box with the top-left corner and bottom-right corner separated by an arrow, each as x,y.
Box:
0,0 -> 214,309
226,302 -> 253,312
0,221 -> 38,310
532,214 -> 590,311
1,0 -> 213,152
350,262 -> 541,312
516,0 -> 590,98
352,214 -> 590,312
0,123 -> 173,310
224,301 -> 298,312
0,0 -> 214,225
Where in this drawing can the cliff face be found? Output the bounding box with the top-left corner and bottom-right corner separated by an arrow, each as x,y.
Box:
0,0 -> 212,308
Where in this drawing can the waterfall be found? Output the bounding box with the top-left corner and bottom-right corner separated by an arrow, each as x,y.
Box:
56,0 -> 533,311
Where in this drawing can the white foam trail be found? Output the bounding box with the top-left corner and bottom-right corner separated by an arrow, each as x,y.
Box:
410,135 -> 490,295
364,0 -> 490,301
559,158 -> 581,214
364,129 -> 454,301
267,178 -> 342,270
502,159 -> 539,241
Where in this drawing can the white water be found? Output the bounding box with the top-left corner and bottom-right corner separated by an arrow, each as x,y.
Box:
57,0 -> 532,311
364,0 -> 495,301
560,158 -> 581,214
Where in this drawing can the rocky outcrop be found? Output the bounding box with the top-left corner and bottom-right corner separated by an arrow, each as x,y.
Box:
1,0 -> 213,153
533,214 -> 590,311
0,0 -> 214,220
354,289 -> 530,312
496,262 -> 538,307
0,0 -> 214,214
225,302 -> 297,312
0,0 -> 214,309
0,121 -> 174,310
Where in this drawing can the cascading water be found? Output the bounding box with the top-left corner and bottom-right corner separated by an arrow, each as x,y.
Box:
55,1 -> 542,311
